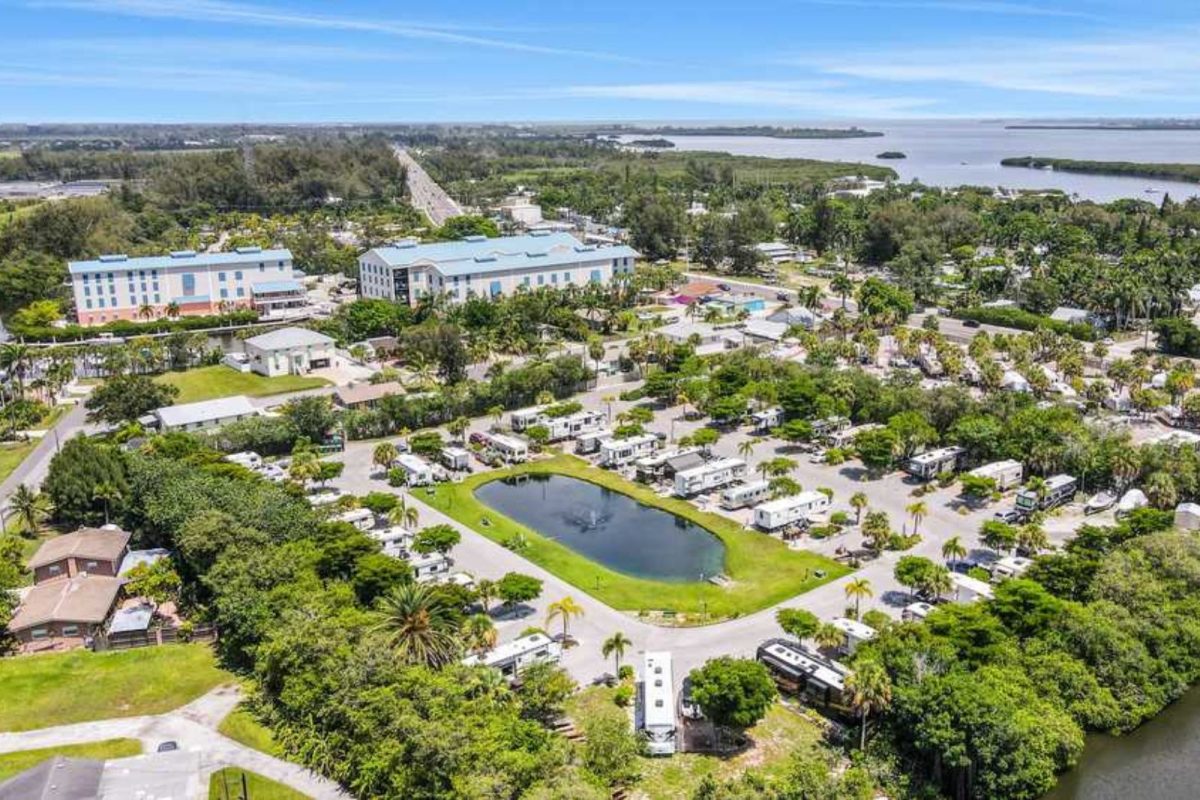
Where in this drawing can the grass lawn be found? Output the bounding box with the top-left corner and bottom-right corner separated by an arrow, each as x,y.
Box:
0,739 -> 142,782
209,767 -> 311,800
0,440 -> 36,485
423,454 -> 849,622
568,686 -> 827,800
218,707 -> 281,756
0,644 -> 232,732
154,365 -> 329,404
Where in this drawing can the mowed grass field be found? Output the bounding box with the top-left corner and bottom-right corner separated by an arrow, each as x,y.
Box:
0,439 -> 37,485
154,365 -> 329,404
209,767 -> 311,800
0,644 -> 232,731
0,739 -> 142,782
423,454 -> 849,621
218,707 -> 281,756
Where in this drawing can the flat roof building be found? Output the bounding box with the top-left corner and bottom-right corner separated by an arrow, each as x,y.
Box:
68,247 -> 295,327
150,395 -> 260,432
358,232 -> 638,305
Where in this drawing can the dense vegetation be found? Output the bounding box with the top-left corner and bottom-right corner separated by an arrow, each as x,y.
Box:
1002,156 -> 1200,184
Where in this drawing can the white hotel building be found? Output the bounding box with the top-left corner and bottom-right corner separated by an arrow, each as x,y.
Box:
357,232 -> 639,305
68,247 -> 304,326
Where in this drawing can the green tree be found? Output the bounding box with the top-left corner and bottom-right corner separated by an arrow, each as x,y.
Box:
688,657 -> 778,737
44,435 -> 128,526
844,577 -> 873,618
85,373 -> 178,425
497,572 -> 543,612
282,395 -> 336,443
122,558 -> 182,603
372,583 -> 461,667
850,491 -> 869,524
412,524 -> 461,556
546,595 -> 585,644
775,607 -> 819,642
845,659 -> 892,750
601,631 -> 633,674
6,484 -> 50,533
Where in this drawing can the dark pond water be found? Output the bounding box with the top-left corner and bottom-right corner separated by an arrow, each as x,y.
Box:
474,474 -> 725,582
1045,687 -> 1200,800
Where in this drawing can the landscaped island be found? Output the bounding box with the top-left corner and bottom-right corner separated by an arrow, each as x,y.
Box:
423,454 -> 847,621
1000,156 -> 1200,184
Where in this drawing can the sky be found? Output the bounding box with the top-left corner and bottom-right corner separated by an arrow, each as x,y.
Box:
2,0 -> 1200,122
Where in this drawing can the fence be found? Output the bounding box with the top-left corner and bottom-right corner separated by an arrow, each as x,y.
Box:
94,624 -> 218,652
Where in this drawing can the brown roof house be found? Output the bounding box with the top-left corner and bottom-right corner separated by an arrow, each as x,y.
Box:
27,526 -> 131,584
8,574 -> 122,648
334,380 -> 405,410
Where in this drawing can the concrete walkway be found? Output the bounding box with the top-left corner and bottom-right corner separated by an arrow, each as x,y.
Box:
0,685 -> 349,799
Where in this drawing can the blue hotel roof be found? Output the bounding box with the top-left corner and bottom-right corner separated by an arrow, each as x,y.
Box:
69,247 -> 293,275
369,233 -> 638,278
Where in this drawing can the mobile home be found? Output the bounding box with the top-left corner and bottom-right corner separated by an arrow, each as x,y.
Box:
1015,474 -> 1077,514
640,652 -> 677,756
485,432 -> 529,463
636,447 -> 701,482
905,446 -> 965,480
991,555 -> 1033,581
753,491 -> 830,531
674,458 -> 747,497
371,526 -> 412,558
830,423 -> 882,448
950,572 -> 995,603
335,508 -> 375,532
902,601 -> 935,622
720,480 -> 772,510
394,453 -> 436,486
575,429 -> 613,455
439,446 -> 471,472
599,434 -> 659,467
543,410 -> 607,442
409,552 -> 452,582
967,460 -> 1024,491
462,632 -> 561,677
509,405 -> 550,432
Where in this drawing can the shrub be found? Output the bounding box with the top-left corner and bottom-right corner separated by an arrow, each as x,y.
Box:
617,664 -> 634,682
956,306 -> 1096,341
830,511 -> 852,526
824,447 -> 846,465
613,684 -> 634,707
387,467 -> 406,487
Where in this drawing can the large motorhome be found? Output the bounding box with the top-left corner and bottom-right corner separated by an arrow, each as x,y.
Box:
757,639 -> 849,711
394,453 -> 435,486
1015,474 -> 1077,514
720,480 -> 772,510
483,432 -> 529,463
635,447 -> 702,482
753,491 -> 830,531
509,404 -> 549,432
829,423 -> 882,449
599,434 -> 659,467
409,552 -> 452,583
543,410 -> 606,442
461,632 -> 561,678
640,652 -> 677,756
750,406 -> 784,434
966,460 -> 1024,491
674,458 -> 747,497
905,446 -> 965,481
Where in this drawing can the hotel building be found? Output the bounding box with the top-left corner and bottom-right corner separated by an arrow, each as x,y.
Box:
68,246 -> 304,326
357,232 -> 638,305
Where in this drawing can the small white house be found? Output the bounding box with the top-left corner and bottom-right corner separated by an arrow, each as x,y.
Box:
462,632 -> 561,677
394,453 -> 435,486
949,572 -> 994,603
599,434 -> 659,467
242,326 -> 335,377
150,395 -> 260,433
754,491 -> 830,531
409,552 -> 452,582
673,458 -> 747,497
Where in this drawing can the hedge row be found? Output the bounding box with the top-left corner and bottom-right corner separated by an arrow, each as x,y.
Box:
956,306 -> 1097,341
8,310 -> 261,342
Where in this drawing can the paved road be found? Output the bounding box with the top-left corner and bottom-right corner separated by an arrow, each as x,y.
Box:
393,146 -> 462,226
0,402 -> 89,517
0,685 -> 349,799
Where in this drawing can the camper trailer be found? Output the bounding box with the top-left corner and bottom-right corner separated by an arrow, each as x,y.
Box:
409,552 -> 452,582
635,447 -> 702,482
509,405 -> 549,432
673,458 -> 747,497
394,453 -> 436,486
462,633 -> 561,677
1015,474 -> 1077,515
485,433 -> 529,464
543,410 -> 607,442
599,434 -> 659,467
640,652 -> 677,756
991,555 -> 1034,581
756,639 -> 848,711
575,429 -> 613,455
720,480 -> 772,510
967,460 -> 1024,492
754,491 -> 830,531
439,446 -> 471,472
335,507 -> 375,532
905,446 -> 965,480
830,617 -> 878,655
750,407 -> 784,434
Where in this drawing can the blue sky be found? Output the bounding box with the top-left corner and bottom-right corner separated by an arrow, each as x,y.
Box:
2,0 -> 1199,122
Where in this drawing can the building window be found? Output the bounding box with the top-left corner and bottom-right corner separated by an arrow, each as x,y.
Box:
84,286 -> 90,296
31,628 -> 48,639
563,272 -> 571,282
259,264 -> 265,272
236,287 -> 245,298
220,289 -> 229,299
98,298 -> 105,308
218,272 -> 226,282
235,270 -> 242,280
62,625 -> 79,637
522,276 -> 530,286
85,560 -> 98,570
490,280 -> 502,297
182,273 -> 195,295
85,299 -> 92,309
590,270 -> 602,283
537,274 -> 544,285
48,564 -> 61,574
154,294 -> 160,303
551,273 -> 558,284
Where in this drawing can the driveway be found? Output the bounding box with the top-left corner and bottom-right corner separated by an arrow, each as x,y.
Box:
0,685 -> 349,799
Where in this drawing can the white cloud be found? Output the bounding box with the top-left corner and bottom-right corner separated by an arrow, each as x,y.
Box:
797,0 -> 1102,19
29,0 -> 645,64
0,63 -> 344,95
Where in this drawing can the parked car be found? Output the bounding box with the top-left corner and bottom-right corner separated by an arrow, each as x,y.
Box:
993,509 -> 1023,524
717,282 -> 732,291
776,291 -> 791,301
963,319 -> 981,328
680,676 -> 704,720
157,741 -> 179,753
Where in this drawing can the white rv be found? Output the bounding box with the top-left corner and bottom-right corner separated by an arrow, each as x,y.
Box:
830,617 -> 877,655
674,458 -> 747,497
753,491 -> 830,531
371,526 -> 411,558
439,446 -> 471,472
750,407 -> 784,433
1015,474 -> 1077,514
462,632 -> 561,677
335,507 -> 375,532
226,451 -> 262,469
599,434 -> 659,467
509,405 -> 550,432
543,410 -> 607,442
485,433 -> 529,463
394,453 -> 436,486
720,480 -> 772,510
640,652 -> 677,756
967,460 -> 1024,491
991,555 -> 1034,581
575,429 -> 614,455
409,552 -> 452,582
905,446 -> 965,480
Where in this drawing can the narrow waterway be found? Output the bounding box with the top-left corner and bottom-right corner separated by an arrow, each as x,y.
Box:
1045,687 -> 1200,800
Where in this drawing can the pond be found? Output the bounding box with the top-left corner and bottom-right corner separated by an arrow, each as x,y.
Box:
474,474 -> 726,582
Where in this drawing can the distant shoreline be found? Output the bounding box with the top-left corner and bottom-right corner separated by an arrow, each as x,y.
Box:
1006,124 -> 1200,132
1001,156 -> 1200,184
598,125 -> 884,140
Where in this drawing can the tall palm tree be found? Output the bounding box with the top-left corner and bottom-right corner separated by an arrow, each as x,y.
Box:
91,482 -> 123,525
941,535 -> 967,566
850,491 -> 869,525
388,497 -> 419,531
601,631 -> 633,675
905,501 -> 928,535
0,343 -> 32,400
814,622 -> 845,653
465,613 -> 498,655
372,442 -> 399,474
845,659 -> 892,750
844,578 -> 873,619
546,596 -> 585,644
737,438 -> 758,461
8,484 -> 50,534
475,578 -> 496,613
373,583 -> 461,667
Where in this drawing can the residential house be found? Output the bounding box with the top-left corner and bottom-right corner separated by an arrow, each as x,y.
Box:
334,381 -> 405,410
242,327 -> 335,377
7,574 -> 123,647
149,395 -> 260,433
27,527 -> 130,583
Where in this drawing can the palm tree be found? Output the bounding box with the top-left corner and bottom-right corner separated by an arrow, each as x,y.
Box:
546,595 -> 585,645
601,631 -> 633,675
844,578 -> 873,619
0,343 -> 31,400
845,659 -> 892,750
164,301 -> 180,319
465,613 -> 498,655
1017,522 -> 1049,555
447,416 -> 470,443
373,583 -> 461,667
8,484 -> 50,534
814,622 -> 845,653
941,535 -> 967,566
388,497 -> 420,531
372,442 -> 399,474
850,491 -> 868,525
475,578 -> 496,613
905,501 -> 928,535
601,394 -> 617,423
487,405 -> 505,431
831,273 -> 854,309
737,438 -> 758,461
91,482 -> 123,525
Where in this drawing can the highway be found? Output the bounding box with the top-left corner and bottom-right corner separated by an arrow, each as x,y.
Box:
392,145 -> 463,227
